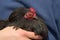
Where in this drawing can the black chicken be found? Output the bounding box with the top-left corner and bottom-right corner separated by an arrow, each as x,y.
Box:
0,7 -> 48,40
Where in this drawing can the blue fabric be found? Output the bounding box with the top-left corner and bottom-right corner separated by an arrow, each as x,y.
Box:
0,0 -> 60,40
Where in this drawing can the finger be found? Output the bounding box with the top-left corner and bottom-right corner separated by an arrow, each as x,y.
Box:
16,28 -> 43,39
25,31 -> 43,39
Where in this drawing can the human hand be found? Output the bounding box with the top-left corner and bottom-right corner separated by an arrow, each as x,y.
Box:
0,26 -> 43,40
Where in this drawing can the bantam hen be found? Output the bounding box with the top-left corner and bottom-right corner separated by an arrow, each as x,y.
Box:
0,7 -> 48,40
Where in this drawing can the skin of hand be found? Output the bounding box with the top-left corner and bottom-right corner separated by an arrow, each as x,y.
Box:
0,26 -> 43,40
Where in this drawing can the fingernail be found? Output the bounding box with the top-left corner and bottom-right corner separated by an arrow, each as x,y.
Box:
36,35 -> 43,39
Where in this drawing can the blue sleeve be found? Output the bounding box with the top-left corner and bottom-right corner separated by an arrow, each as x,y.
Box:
0,0 -> 60,40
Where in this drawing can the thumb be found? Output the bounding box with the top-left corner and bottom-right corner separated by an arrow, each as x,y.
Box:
17,29 -> 42,39
16,28 -> 43,39
25,31 -> 43,39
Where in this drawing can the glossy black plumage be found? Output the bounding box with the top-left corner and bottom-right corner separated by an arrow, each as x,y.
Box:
0,7 -> 48,40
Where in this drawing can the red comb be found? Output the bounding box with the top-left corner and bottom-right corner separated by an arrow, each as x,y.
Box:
24,7 -> 36,20
29,7 -> 36,13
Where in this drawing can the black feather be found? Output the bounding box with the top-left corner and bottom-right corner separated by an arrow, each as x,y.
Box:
0,7 -> 48,40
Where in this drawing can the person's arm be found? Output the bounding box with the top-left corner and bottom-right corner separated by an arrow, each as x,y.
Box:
0,26 -> 42,40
